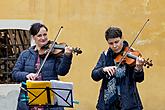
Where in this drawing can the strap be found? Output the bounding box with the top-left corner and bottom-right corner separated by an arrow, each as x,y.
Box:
35,55 -> 40,70
35,55 -> 42,80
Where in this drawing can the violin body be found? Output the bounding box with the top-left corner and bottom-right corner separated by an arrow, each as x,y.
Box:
115,47 -> 153,68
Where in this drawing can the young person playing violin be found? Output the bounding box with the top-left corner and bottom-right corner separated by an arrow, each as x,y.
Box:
12,23 -> 73,110
91,26 -> 145,110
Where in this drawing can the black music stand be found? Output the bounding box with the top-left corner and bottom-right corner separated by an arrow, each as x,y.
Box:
24,81 -> 74,110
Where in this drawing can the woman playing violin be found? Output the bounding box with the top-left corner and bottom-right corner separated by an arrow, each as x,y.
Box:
91,26 -> 144,110
12,23 -> 73,110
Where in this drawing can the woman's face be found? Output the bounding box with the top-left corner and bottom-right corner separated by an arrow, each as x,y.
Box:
107,37 -> 123,53
33,27 -> 48,48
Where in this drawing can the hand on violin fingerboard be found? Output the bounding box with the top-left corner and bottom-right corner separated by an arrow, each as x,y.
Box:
135,57 -> 144,71
64,46 -> 73,56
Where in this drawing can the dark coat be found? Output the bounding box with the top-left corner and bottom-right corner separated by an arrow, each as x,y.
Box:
12,46 -> 72,110
91,45 -> 144,110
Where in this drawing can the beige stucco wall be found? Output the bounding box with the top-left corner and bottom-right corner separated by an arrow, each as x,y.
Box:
0,0 -> 165,110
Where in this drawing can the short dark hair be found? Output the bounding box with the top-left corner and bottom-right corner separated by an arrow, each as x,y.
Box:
105,26 -> 122,41
29,23 -> 48,36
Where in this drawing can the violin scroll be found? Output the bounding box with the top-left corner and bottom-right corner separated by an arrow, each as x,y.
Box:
143,58 -> 153,68
72,47 -> 82,55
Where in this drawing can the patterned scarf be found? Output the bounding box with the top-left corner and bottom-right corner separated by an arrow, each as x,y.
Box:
104,41 -> 128,106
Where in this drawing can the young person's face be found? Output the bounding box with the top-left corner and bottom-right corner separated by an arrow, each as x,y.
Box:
107,37 -> 123,53
33,27 -> 48,48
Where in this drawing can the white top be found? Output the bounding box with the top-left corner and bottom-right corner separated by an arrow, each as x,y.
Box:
0,20 -> 42,30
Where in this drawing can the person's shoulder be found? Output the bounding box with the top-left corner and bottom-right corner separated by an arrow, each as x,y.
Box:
20,47 -> 34,56
102,49 -> 108,56
19,49 -> 29,57
22,48 -> 31,53
96,50 -> 108,60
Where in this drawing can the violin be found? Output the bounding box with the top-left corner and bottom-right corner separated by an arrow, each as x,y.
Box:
35,26 -> 81,79
40,40 -> 82,56
115,47 -> 153,68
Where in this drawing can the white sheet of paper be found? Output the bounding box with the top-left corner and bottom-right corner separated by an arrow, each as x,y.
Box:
50,80 -> 73,107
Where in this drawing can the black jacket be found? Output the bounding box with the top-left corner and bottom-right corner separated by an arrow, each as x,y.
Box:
91,42 -> 144,110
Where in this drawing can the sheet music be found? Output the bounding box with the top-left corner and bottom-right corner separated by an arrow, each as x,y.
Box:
50,80 -> 73,107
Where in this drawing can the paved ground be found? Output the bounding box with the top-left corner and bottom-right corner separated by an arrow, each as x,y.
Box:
0,84 -> 20,110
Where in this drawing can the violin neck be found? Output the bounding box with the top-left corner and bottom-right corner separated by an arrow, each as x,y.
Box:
53,45 -> 65,50
127,53 -> 138,59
